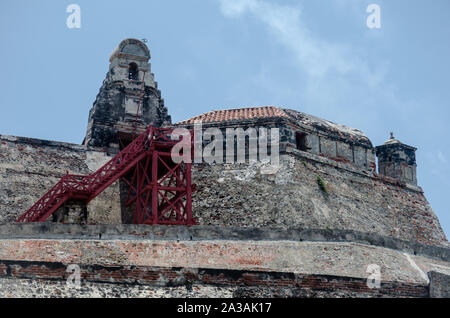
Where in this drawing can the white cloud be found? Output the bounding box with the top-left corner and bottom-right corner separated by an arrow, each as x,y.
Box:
437,151 -> 448,164
217,0 -> 416,136
219,0 -> 258,17
218,0 -> 378,81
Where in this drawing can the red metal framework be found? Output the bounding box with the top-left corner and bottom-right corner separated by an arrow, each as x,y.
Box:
17,126 -> 196,225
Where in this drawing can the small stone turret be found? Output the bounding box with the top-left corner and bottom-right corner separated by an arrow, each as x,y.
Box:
375,133 -> 417,186
84,38 -> 171,152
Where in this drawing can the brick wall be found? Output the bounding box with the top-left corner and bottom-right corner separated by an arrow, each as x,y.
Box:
0,235 -> 449,286
0,260 -> 430,298
428,271 -> 450,298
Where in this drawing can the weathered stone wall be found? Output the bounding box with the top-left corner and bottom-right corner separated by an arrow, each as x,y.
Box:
1,232 -> 449,285
191,149 -> 448,247
0,224 -> 449,298
0,276 -> 234,298
178,118 -> 375,171
84,38 -> 171,151
1,223 -> 448,261
0,135 -> 121,224
0,261 -> 429,298
376,141 -> 417,186
281,124 -> 375,170
0,134 -> 447,248
428,271 -> 450,298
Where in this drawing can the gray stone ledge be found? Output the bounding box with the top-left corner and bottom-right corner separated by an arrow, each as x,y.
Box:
286,147 -> 424,193
0,134 -> 86,151
0,134 -> 109,154
286,146 -> 372,177
0,223 -> 448,262
428,271 -> 450,297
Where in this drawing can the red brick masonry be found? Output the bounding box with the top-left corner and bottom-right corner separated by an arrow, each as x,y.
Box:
0,260 -> 429,298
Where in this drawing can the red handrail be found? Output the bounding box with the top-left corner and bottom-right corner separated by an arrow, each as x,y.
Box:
16,126 -> 192,224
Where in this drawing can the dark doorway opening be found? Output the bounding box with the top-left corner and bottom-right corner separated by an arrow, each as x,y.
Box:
128,62 -> 139,80
296,132 -> 309,151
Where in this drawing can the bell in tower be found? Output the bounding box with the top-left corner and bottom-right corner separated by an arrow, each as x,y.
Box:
84,38 -> 171,153
375,133 -> 418,186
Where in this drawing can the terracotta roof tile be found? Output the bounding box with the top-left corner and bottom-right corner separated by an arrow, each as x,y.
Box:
175,106 -> 372,147
177,106 -> 289,124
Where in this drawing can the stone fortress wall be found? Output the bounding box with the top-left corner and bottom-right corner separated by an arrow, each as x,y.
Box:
0,223 -> 449,298
0,38 -> 449,297
1,129 -> 449,297
176,106 -> 446,247
0,135 -> 122,225
1,131 -> 447,247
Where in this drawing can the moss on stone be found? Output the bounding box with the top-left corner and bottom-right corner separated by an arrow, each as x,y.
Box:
316,176 -> 328,193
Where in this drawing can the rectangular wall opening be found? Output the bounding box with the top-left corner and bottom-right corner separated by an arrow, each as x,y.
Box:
296,132 -> 309,152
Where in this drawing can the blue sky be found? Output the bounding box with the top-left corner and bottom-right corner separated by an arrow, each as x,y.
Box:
0,0 -> 449,237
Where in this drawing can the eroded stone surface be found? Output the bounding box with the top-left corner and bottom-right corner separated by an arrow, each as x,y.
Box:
1,135 -> 447,247
0,278 -> 233,298
191,153 -> 447,247
0,135 -> 121,224
1,38 -> 449,298
0,238 -> 449,285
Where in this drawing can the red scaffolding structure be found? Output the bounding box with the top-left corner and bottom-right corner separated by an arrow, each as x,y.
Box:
16,126 -> 196,225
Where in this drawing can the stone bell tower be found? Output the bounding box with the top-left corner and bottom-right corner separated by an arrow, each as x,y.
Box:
375,133 -> 418,186
84,38 -> 171,152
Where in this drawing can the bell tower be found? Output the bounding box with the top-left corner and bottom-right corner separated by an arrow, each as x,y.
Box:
375,133 -> 418,186
84,38 -> 171,152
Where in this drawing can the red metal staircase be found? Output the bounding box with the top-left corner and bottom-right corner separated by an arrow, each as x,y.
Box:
16,126 -> 195,225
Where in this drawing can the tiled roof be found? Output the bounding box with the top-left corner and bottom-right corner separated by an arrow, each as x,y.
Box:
175,105 -> 372,148
176,106 -> 289,124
